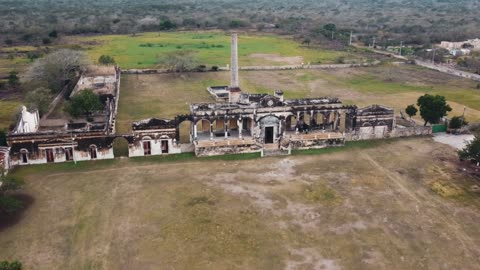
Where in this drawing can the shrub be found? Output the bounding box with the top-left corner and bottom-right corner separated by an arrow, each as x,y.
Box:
98,55 -> 116,65
0,260 -> 22,270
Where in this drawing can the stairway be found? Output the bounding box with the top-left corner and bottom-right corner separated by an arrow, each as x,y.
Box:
262,143 -> 290,157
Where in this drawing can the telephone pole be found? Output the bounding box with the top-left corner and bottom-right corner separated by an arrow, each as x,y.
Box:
432,48 -> 436,64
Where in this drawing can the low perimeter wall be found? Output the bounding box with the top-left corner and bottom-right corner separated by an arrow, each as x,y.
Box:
347,126 -> 432,141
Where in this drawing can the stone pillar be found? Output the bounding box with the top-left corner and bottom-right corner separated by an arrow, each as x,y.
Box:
193,124 -> 198,139
333,112 -> 338,130
210,124 -> 214,140
225,121 -> 229,138
310,110 -> 314,125
323,113 -> 327,130
238,119 -> 243,138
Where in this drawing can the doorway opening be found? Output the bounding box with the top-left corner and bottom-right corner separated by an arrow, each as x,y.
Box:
264,126 -> 274,144
46,149 -> 55,163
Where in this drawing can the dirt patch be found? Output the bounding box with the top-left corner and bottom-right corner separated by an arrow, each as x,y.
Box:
249,53 -> 304,65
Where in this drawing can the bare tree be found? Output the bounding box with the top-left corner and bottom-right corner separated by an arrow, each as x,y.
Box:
157,50 -> 199,72
23,49 -> 90,93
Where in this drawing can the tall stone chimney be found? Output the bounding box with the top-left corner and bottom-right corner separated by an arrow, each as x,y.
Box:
230,33 -> 239,88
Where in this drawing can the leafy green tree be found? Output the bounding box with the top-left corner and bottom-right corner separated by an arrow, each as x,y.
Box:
458,134 -> 480,166
417,94 -> 452,126
7,71 -> 19,89
0,130 -> 6,146
66,89 -> 103,118
159,20 -> 176,31
0,175 -> 24,215
48,30 -> 58,38
405,104 -> 418,119
449,116 -> 467,129
157,51 -> 198,72
25,87 -> 54,116
0,260 -> 22,270
323,23 -> 337,32
98,55 -> 116,65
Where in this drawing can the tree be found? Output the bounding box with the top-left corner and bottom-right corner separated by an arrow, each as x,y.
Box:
405,104 -> 418,119
0,260 -> 22,270
417,94 -> 452,126
159,20 -> 176,31
7,71 -> 20,89
458,133 -> 480,166
48,30 -> 58,38
98,55 -> 116,65
0,130 -> 6,146
0,174 -> 24,215
302,38 -> 311,47
65,89 -> 103,118
157,51 -> 198,72
24,49 -> 89,93
25,87 -> 54,116
449,116 -> 467,129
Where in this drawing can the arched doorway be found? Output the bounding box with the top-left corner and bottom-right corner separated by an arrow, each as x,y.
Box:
178,120 -> 193,144
286,115 -> 297,131
113,137 -> 129,157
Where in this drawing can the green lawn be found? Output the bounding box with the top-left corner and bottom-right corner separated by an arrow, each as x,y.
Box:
0,100 -> 20,130
71,31 -> 353,69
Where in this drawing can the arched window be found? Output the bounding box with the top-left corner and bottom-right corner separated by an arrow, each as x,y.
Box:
20,149 -> 28,164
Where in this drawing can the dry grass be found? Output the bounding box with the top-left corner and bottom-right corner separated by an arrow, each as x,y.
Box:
117,64 -> 480,134
2,137 -> 480,269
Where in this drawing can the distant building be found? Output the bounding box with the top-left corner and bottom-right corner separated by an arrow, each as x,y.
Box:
439,38 -> 480,52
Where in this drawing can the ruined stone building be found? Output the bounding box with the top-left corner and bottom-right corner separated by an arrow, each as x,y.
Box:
6,66 -> 121,166
4,34 -> 427,167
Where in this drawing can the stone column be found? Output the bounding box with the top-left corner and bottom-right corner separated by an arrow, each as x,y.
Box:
238,119 -> 243,138
310,110 -> 314,125
333,112 -> 338,130
193,124 -> 198,139
210,124 -> 214,140
225,120 -> 229,138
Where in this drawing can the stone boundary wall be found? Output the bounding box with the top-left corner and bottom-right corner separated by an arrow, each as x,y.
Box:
346,126 -> 432,141
121,61 -> 381,74
415,60 -> 480,81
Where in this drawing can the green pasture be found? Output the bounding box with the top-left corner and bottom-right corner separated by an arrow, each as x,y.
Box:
72,32 -> 351,69
0,100 -> 20,130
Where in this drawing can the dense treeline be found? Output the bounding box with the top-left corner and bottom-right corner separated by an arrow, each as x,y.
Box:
1,0 -> 479,46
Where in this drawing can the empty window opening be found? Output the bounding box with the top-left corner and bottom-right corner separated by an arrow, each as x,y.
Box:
161,140 -> 169,154
46,149 -> 55,163
143,141 -> 151,156
65,147 -> 74,161
90,146 -> 98,159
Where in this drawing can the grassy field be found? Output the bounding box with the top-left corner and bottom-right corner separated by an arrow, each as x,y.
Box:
2,137 -> 480,269
0,100 -> 20,130
68,32 -> 355,69
117,63 -> 480,133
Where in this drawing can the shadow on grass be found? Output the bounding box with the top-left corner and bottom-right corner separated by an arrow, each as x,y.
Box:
0,193 -> 35,232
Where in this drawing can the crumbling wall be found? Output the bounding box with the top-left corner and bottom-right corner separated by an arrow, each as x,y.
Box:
195,144 -> 261,157
287,138 -> 345,150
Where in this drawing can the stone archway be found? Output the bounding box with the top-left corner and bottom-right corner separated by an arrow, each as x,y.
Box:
113,137 -> 129,157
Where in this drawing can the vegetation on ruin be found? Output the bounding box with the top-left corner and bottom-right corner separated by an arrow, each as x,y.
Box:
65,89 -> 103,118
25,87 -> 54,116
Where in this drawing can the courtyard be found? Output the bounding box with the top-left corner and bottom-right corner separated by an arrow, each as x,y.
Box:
1,137 -> 480,269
